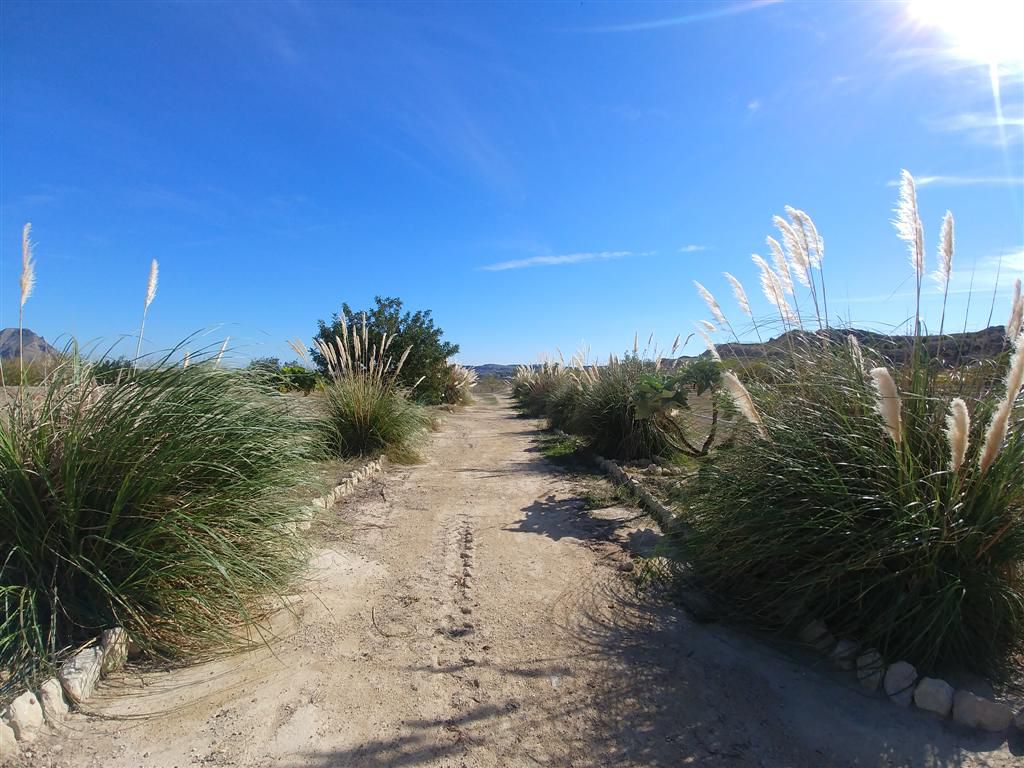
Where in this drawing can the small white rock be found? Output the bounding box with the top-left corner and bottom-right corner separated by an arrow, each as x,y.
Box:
798,619 -> 836,654
37,678 -> 68,725
884,661 -> 918,707
952,690 -> 1013,732
829,639 -> 859,670
59,646 -> 103,704
913,677 -> 954,717
4,691 -> 44,742
101,628 -> 129,674
856,649 -> 885,691
0,720 -> 18,757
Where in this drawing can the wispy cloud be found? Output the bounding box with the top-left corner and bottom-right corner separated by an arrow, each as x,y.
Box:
926,110 -> 1024,145
578,0 -> 781,33
746,99 -> 761,113
679,244 -> 707,253
480,250 -> 647,271
885,175 -> 1024,188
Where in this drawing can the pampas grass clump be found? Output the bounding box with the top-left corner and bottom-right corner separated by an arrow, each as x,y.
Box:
673,175 -> 1024,676
443,363 -> 478,405
316,313 -> 429,462
511,345 -> 724,461
1,354 -> 317,698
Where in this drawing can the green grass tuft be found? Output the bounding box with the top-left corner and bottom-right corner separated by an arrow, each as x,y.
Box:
1,357 -> 318,699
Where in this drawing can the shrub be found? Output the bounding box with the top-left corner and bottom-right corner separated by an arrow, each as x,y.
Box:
91,355 -> 134,385
315,312 -> 429,462
570,358 -> 677,461
443,363 -> 478,405
674,177 -> 1024,676
322,378 -> 430,462
512,354 -> 725,461
246,358 -> 319,395
312,297 -> 458,405
511,361 -> 569,418
280,365 -> 317,395
1,357 -> 316,697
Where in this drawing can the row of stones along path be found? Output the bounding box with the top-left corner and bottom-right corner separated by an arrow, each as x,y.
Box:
21,398 -> 1021,767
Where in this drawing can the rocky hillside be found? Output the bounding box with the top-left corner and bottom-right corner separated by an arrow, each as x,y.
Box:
702,326 -> 1010,368
0,328 -> 59,360
479,326 -> 1011,377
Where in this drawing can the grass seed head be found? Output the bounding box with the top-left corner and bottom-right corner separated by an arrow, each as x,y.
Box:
869,366 -> 902,444
145,259 -> 159,309
894,169 -> 925,281
20,222 -> 35,308
946,397 -> 970,471
934,211 -> 954,291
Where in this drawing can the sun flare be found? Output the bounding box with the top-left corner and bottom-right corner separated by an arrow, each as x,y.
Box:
908,0 -> 1024,67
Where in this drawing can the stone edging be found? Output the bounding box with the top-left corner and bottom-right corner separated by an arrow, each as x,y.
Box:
0,456 -> 385,757
293,456 -> 385,532
592,455 -> 1024,738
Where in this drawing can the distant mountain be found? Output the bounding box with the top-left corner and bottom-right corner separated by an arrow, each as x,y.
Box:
674,326 -> 1010,369
0,328 -> 60,361
470,363 -> 519,379
474,326 -> 1011,378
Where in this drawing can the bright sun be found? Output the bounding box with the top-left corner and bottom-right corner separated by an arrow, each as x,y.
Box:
908,0 -> 1024,68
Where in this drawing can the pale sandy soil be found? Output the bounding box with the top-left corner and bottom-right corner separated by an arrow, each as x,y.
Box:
17,398 -> 1022,767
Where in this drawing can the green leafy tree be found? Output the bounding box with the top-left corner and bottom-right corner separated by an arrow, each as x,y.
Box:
312,297 -> 458,404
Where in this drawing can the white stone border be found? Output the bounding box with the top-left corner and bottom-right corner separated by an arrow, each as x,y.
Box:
293,456 -> 385,532
0,456 -> 385,756
592,455 -> 1024,737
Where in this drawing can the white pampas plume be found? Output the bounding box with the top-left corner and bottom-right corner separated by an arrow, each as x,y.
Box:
979,398 -> 1011,474
287,338 -> 309,363
670,333 -> 681,355
1006,278 -> 1022,343
946,398 -> 970,471
869,367 -> 903,444
694,323 -> 720,361
700,319 -> 717,333
694,281 -> 728,329
182,351 -> 191,369
766,235 -> 795,294
789,208 -> 824,268
722,371 -> 767,438
145,258 -> 159,309
752,254 -> 798,325
135,258 -> 160,364
1004,333 -> 1024,412
215,336 -> 230,367
976,338 -> 1024,473
18,222 -> 37,384
20,223 -> 35,307
770,217 -> 811,288
723,272 -> 752,317
847,334 -> 864,372
934,211 -> 954,290
894,169 -> 925,280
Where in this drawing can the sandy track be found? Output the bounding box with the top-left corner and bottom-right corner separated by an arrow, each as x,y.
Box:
27,398 -> 1020,767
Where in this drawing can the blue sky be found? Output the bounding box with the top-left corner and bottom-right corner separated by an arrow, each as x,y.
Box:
1,0 -> 1022,365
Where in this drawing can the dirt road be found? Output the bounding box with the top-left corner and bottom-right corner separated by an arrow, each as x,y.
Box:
29,399 -> 1020,767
